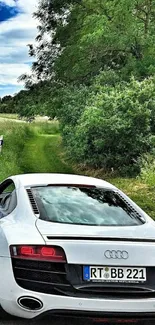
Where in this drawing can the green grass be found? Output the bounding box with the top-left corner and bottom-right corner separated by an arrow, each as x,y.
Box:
0,120 -> 33,179
0,113 -> 18,120
19,134 -> 74,174
31,120 -> 60,135
74,166 -> 155,219
0,119 -> 74,181
107,177 -> 155,219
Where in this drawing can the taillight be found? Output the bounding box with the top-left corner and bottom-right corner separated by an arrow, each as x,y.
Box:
10,245 -> 66,262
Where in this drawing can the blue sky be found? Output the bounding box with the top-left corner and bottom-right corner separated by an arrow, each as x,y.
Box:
0,0 -> 37,97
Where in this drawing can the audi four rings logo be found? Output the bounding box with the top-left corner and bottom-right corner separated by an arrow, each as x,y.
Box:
104,250 -> 129,259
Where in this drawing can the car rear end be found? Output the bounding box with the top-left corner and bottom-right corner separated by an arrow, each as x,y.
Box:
9,238 -> 155,323
6,183 -> 155,323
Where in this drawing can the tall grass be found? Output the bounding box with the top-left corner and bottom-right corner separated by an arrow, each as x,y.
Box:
0,114 -> 18,120
0,121 -> 34,180
139,154 -> 155,187
32,120 -> 60,135
0,119 -> 61,181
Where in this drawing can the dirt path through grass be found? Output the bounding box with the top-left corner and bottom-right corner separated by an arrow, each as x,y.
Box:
20,134 -> 74,174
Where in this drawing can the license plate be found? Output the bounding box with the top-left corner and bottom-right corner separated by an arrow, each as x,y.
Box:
83,266 -> 146,283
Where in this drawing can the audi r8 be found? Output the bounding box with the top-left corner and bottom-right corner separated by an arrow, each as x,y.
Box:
0,173 -> 155,323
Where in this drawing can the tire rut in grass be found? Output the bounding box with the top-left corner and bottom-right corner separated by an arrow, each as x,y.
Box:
20,134 -> 74,174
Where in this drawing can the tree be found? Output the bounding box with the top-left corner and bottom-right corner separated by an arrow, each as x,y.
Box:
0,95 -> 17,114
25,0 -> 155,84
18,0 -> 155,175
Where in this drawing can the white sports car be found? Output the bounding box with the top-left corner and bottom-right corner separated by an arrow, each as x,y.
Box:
0,173 -> 155,323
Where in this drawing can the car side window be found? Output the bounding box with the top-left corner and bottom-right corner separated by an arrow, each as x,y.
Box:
0,180 -> 17,218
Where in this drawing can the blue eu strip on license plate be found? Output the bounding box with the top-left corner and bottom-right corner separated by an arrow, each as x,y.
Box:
83,266 -> 90,280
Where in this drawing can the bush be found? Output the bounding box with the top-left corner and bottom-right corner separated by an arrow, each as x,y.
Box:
57,84 -> 89,127
61,76 -> 155,175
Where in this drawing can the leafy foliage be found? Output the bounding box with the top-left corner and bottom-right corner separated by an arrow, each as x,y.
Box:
60,76 -> 154,174
3,0 -> 155,175
28,0 -> 155,83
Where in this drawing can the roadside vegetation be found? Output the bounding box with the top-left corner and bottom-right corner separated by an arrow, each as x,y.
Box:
0,117 -> 154,220
1,1 -> 155,175
0,1 -> 155,219
0,119 -> 74,181
0,113 -> 18,120
107,178 -> 155,220
0,120 -> 32,179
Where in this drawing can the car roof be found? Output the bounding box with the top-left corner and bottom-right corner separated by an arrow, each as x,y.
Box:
10,173 -> 116,189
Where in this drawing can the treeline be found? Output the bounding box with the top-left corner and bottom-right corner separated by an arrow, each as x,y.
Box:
2,0 -> 155,175
0,95 -> 17,114
0,82 -> 53,119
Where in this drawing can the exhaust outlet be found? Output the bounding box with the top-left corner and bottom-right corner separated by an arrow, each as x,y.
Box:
18,296 -> 43,311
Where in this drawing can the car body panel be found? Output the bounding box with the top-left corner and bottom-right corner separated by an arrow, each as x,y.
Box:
10,173 -> 115,189
0,185 -> 44,257
36,217 -> 155,240
41,238 -> 155,266
0,173 -> 155,319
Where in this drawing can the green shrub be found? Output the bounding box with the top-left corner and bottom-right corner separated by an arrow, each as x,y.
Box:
61,76 -> 155,175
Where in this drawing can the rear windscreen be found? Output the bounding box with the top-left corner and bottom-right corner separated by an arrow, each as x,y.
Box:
32,186 -> 144,226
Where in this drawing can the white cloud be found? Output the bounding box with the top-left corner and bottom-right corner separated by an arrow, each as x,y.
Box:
3,0 -> 38,13
0,0 -> 38,96
0,63 -> 31,85
2,0 -> 15,6
17,0 -> 38,13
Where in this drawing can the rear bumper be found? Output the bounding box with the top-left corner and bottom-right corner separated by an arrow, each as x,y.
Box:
36,309 -> 155,319
2,294 -> 155,319
2,257 -> 155,320
32,310 -> 155,325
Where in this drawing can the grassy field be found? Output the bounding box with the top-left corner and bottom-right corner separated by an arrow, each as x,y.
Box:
0,116 -> 154,219
0,118 -> 74,179
0,113 -> 18,120
0,120 -> 33,179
